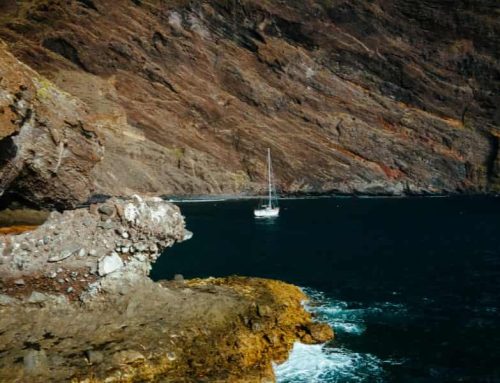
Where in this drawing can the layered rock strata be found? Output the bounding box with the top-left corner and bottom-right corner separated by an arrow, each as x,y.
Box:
0,0 -> 498,196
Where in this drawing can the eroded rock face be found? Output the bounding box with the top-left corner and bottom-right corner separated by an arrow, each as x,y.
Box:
0,196 -> 189,301
0,41 -> 103,208
0,0 -> 498,196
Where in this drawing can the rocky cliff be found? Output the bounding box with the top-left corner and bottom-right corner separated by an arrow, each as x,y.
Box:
0,0 -> 498,198
0,40 -> 103,208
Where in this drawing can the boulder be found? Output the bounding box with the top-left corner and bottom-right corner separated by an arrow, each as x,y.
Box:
98,253 -> 124,276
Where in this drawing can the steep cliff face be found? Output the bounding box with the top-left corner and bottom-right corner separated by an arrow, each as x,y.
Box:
0,0 -> 498,196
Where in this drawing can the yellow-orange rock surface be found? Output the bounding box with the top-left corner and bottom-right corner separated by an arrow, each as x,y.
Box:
0,277 -> 333,382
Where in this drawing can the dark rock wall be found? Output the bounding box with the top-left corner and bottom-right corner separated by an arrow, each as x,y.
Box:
0,0 -> 498,196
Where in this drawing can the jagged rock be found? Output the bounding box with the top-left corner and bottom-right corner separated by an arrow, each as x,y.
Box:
98,253 -> 124,276
0,41 -> 103,209
0,197 -> 188,295
304,322 -> 335,344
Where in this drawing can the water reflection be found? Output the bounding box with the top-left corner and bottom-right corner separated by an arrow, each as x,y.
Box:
254,216 -> 280,231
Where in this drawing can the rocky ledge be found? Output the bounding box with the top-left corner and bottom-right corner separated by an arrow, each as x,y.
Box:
0,196 -> 190,302
0,197 -> 333,382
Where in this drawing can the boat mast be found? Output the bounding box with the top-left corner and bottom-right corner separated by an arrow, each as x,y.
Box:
268,148 -> 272,207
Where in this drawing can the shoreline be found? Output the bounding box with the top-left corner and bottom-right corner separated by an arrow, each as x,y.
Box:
0,197 -> 333,382
162,193 -> 498,203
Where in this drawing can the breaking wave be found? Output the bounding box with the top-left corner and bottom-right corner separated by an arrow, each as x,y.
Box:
274,343 -> 386,383
274,288 -> 405,382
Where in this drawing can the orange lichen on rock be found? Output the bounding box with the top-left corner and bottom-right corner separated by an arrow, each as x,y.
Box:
0,225 -> 38,236
0,277 -> 333,383
379,163 -> 405,180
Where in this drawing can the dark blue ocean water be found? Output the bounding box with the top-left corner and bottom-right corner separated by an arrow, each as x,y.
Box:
151,197 -> 500,383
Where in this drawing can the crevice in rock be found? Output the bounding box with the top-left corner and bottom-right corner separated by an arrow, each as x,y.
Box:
0,192 -> 50,235
0,136 -> 17,167
42,38 -> 88,71
76,0 -> 99,12
264,17 -> 316,49
152,31 -> 168,51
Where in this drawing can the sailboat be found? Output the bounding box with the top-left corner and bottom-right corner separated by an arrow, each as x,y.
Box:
254,148 -> 280,218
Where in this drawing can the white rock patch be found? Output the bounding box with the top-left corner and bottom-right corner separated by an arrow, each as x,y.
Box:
98,253 -> 124,276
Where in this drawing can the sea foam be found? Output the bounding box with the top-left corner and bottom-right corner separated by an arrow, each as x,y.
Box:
274,343 -> 385,383
274,288 -> 388,382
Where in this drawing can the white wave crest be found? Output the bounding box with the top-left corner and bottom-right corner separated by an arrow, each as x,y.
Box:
274,343 -> 385,383
274,287 -> 408,382
302,288 -> 367,335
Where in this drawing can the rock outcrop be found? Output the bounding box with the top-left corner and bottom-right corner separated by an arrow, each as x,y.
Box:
0,0 -> 498,196
0,197 -> 332,382
0,41 -> 103,208
0,196 -> 189,301
0,275 -> 332,382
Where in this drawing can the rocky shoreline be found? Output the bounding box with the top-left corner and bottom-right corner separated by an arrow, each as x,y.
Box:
163,190 -> 500,202
2,0 -> 497,380
0,197 -> 333,382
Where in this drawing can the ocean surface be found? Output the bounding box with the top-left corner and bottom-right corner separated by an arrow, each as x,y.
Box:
151,197 -> 500,383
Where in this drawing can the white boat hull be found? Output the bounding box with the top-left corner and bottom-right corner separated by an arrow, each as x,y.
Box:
254,207 -> 280,218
